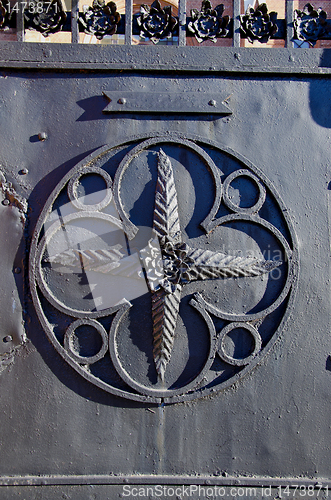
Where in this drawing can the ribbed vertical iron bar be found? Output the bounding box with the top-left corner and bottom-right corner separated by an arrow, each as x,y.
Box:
16,8 -> 24,42
71,0 -> 79,43
178,0 -> 187,46
286,0 -> 294,47
232,0 -> 241,47
125,0 -> 133,45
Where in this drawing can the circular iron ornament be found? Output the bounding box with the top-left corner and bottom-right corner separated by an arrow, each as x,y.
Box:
217,322 -> 262,366
67,165 -> 113,212
64,318 -> 109,364
223,169 -> 266,214
29,132 -> 298,404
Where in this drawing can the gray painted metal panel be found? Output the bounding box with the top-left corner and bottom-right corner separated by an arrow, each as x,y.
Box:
0,53 -> 331,498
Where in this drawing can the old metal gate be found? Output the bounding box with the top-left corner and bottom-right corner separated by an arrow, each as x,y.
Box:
1,1 -> 331,498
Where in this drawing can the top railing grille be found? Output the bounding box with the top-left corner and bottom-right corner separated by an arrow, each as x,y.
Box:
0,0 -> 331,47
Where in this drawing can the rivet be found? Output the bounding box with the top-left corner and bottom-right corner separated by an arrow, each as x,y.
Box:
2,199 -> 9,206
118,98 -> 126,105
3,335 -> 13,343
208,100 -> 217,107
20,168 -> 29,175
14,267 -> 21,274
38,132 -> 48,141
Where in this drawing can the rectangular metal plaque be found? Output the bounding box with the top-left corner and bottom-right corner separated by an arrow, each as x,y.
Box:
102,91 -> 232,114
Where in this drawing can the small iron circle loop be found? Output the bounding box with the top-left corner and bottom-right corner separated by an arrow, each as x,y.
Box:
68,166 -> 113,212
223,169 -> 266,214
64,318 -> 108,364
217,321 -> 262,366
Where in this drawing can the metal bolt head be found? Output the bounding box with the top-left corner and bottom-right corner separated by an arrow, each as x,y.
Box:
38,132 -> 48,141
208,100 -> 217,107
3,335 -> 13,343
20,168 -> 29,175
118,98 -> 126,105
14,267 -> 21,274
2,199 -> 9,206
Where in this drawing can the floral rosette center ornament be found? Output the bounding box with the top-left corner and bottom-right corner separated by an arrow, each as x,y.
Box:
294,3 -> 328,46
240,3 -> 277,43
137,0 -> 178,43
188,0 -> 229,43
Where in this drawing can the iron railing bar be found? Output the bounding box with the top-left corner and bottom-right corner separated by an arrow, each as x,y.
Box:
16,8 -> 25,42
125,0 -> 133,45
178,0 -> 186,46
71,0 -> 79,44
232,0 -> 241,47
286,0 -> 294,48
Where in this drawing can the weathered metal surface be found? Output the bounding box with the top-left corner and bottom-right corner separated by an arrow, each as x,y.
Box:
103,91 -> 232,114
0,172 -> 26,356
0,51 -> 330,498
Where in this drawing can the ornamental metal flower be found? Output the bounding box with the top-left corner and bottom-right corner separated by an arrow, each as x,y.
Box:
294,3 -> 327,46
24,0 -> 67,37
187,0 -> 229,43
136,0 -> 178,44
0,0 -> 9,29
240,3 -> 277,43
79,0 -> 121,40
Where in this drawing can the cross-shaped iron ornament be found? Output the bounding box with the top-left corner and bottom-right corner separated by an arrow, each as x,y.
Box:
142,150 -> 281,381
48,149 -> 281,382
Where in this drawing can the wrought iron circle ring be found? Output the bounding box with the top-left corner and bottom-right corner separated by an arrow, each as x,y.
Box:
68,165 -> 113,212
217,322 -> 262,366
223,169 -> 266,214
64,318 -> 108,364
29,132 -> 298,404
